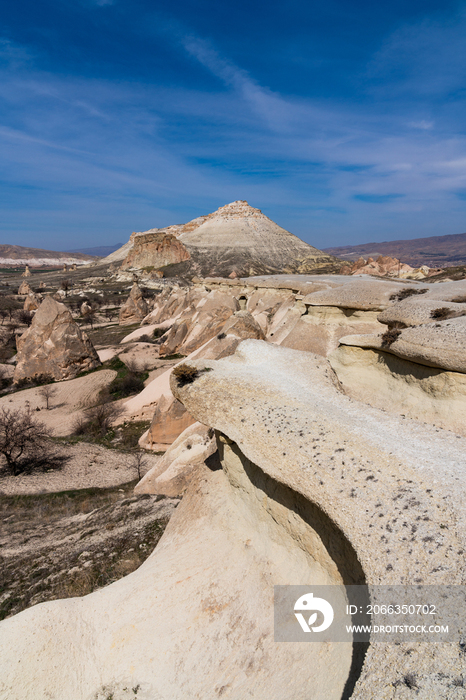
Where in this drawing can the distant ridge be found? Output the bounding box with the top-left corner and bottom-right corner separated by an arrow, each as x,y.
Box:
0,244 -> 96,267
66,244 -> 123,257
324,231 -> 466,268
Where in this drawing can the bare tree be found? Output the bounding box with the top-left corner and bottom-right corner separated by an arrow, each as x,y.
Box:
73,399 -> 123,438
131,452 -> 147,481
87,309 -> 97,329
39,384 -> 57,410
17,310 -> 33,326
0,407 -> 51,476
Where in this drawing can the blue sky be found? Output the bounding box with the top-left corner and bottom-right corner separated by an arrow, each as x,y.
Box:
1,0 -> 466,250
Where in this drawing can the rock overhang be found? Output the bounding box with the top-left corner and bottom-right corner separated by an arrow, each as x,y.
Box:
171,340 -> 466,586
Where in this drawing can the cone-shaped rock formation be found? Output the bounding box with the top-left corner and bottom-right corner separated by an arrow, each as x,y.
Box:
14,296 -> 101,382
110,201 -> 339,278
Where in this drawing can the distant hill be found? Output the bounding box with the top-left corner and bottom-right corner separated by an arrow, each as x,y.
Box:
101,201 -> 341,277
66,244 -> 123,257
0,244 -> 97,267
324,231 -> 466,268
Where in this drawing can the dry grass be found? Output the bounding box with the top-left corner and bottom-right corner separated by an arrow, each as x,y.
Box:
389,288 -> 428,302
0,483 -> 179,620
430,307 -> 453,320
172,364 -> 200,386
381,328 -> 402,348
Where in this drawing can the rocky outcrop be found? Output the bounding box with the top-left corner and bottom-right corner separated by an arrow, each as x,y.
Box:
339,255 -> 423,278
135,422 -> 216,496
120,232 -> 190,271
23,291 -> 42,312
143,394 -> 197,449
159,290 -> 241,356
149,276 -> 400,358
2,341 -> 465,699
134,312 -> 265,451
13,296 -> 101,383
329,280 -> 466,434
132,274 -> 466,449
17,281 -> 32,295
118,283 -> 148,325
80,301 -> 93,317
329,343 -> 466,436
21,265 -> 31,277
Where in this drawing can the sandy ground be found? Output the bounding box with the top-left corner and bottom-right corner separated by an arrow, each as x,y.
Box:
0,441 -> 161,495
0,370 -> 117,436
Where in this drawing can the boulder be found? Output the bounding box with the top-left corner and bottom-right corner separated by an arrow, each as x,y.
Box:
221,310 -> 265,341
23,292 -> 42,312
278,306 -> 383,356
80,301 -> 93,317
135,422 -> 216,496
13,296 -> 101,383
142,287 -> 195,326
18,281 -> 32,295
119,283 -> 149,325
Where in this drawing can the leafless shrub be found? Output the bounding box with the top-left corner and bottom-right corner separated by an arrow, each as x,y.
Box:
39,384 -> 57,410
430,307 -> 452,320
132,452 -> 147,481
17,310 -> 33,326
381,328 -> 402,348
71,413 -> 89,436
0,407 -> 52,476
389,288 -> 428,301
403,673 -> 418,689
123,357 -> 139,374
73,401 -> 123,438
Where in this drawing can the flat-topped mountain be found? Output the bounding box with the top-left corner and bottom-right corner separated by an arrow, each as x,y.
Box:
104,201 -> 340,277
324,231 -> 466,268
0,244 -> 97,268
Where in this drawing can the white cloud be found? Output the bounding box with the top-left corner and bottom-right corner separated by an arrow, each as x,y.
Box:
409,120 -> 434,130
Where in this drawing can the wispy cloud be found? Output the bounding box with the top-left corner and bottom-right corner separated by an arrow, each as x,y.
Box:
1,14 -> 466,250
366,10 -> 466,98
